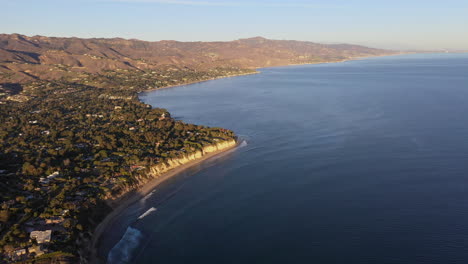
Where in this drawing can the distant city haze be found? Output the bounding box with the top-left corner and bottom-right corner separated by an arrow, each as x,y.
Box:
2,0 -> 468,50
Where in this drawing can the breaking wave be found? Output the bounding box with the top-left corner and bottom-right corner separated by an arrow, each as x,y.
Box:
141,190 -> 155,203
138,207 -> 157,220
239,140 -> 248,148
107,226 -> 143,264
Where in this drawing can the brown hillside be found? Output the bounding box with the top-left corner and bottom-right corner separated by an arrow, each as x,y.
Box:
0,34 -> 395,83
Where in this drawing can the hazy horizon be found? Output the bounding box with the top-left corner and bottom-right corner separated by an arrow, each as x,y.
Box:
2,0 -> 468,51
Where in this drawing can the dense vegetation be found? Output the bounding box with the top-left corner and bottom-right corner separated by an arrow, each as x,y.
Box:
0,69 -> 237,263
0,33 -> 395,263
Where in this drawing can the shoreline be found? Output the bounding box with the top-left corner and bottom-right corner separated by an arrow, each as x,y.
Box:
140,53 -> 406,93
257,52 -> 411,70
90,139 -> 240,263
89,52 -> 402,263
140,71 -> 259,93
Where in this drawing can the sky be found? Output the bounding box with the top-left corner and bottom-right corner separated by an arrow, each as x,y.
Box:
2,0 -> 468,50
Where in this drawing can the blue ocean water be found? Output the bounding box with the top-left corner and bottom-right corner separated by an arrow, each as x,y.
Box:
106,53 -> 468,264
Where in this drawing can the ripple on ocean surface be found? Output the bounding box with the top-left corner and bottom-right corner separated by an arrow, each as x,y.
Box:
105,54 -> 468,264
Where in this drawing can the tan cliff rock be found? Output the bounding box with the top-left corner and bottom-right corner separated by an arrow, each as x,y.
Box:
85,139 -> 238,263
104,139 -> 238,203
148,139 -> 237,177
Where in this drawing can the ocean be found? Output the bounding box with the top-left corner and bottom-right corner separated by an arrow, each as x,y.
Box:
102,53 -> 468,264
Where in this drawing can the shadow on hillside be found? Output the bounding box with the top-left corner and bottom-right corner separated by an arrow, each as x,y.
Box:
0,83 -> 23,95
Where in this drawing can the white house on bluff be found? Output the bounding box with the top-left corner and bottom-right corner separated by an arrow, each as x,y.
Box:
30,230 -> 52,244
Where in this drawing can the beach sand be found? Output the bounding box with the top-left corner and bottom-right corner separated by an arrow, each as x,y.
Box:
90,140 -> 240,263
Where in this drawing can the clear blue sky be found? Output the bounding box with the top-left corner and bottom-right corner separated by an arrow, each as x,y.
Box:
2,0 -> 467,50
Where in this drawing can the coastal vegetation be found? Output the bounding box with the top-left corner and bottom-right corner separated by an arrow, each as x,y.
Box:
0,33 -> 395,263
0,72 -> 237,263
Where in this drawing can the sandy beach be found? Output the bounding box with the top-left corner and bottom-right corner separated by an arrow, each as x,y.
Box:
89,53 -> 404,263
90,140 -> 240,263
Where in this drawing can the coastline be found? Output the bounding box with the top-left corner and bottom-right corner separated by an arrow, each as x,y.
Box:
90,139 -> 240,263
140,71 -> 259,93
140,53 -> 405,93
257,53 -> 410,70
89,52 -> 402,263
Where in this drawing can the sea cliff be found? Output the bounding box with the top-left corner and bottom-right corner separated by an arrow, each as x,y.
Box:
148,139 -> 237,177
88,138 -> 238,263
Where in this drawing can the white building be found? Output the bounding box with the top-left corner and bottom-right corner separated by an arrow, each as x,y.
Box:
30,230 -> 52,244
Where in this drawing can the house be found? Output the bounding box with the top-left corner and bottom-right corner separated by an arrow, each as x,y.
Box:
30,230 -> 52,244
45,216 -> 64,225
14,249 -> 27,256
75,143 -> 87,148
47,171 -> 60,180
28,245 -> 46,257
75,191 -> 86,196
130,165 -> 145,171
40,171 -> 60,184
39,177 -> 49,184
12,248 -> 27,260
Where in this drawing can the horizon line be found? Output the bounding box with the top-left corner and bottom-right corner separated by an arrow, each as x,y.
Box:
2,32 -> 465,52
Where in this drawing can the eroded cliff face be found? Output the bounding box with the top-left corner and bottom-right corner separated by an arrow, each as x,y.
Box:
148,139 -> 237,177
105,139 -> 238,201
84,139 -> 237,264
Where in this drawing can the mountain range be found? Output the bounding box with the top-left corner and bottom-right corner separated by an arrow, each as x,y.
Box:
0,34 -> 396,83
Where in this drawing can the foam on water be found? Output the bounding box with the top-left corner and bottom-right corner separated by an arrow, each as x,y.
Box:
240,141 -> 248,147
107,227 -> 143,264
138,207 -> 157,220
134,54 -> 468,263
141,190 -> 155,203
